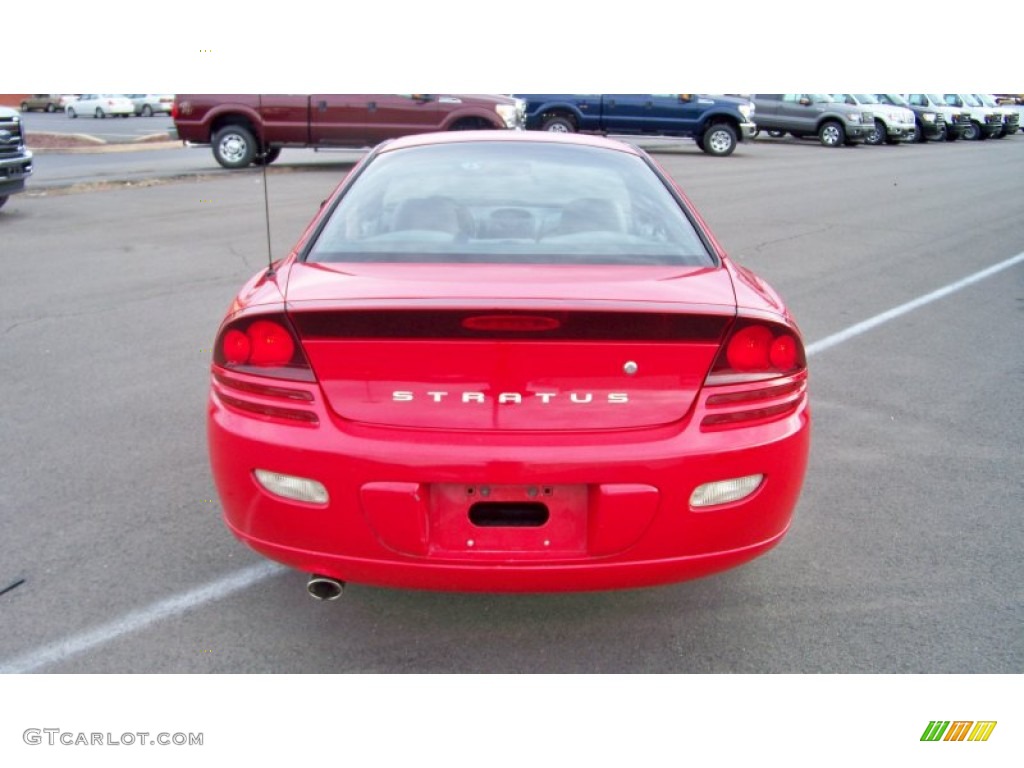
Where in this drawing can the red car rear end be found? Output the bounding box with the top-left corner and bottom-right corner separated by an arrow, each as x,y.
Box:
207,132 -> 809,593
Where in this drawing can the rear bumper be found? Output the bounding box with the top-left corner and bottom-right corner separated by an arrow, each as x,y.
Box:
209,380 -> 810,592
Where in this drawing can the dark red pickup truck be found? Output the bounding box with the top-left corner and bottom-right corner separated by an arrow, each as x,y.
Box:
172,94 -> 525,168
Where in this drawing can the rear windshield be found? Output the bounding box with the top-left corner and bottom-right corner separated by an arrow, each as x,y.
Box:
304,142 -> 714,266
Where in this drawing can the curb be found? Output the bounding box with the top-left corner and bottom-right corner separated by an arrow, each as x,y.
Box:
27,132 -> 182,154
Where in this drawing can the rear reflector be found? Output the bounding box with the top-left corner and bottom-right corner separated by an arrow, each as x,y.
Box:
690,474 -> 763,508
254,469 -> 328,504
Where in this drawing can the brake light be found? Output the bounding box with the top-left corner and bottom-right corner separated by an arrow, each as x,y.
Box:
213,314 -> 314,381
707,321 -> 805,385
701,320 -> 807,430
246,319 -> 295,366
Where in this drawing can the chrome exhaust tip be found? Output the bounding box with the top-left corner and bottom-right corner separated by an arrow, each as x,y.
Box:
306,574 -> 345,601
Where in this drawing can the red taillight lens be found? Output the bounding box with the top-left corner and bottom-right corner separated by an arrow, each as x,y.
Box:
223,329 -> 251,364
707,321 -> 805,385
708,319 -> 802,382
726,325 -> 772,371
246,320 -> 295,366
769,334 -> 798,369
213,314 -> 314,381
702,320 -> 807,429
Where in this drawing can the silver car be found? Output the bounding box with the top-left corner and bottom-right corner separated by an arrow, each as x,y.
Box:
126,94 -> 174,117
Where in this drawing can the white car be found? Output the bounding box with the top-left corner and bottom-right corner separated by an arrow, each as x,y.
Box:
125,94 -> 174,117
833,93 -> 915,145
64,94 -> 134,119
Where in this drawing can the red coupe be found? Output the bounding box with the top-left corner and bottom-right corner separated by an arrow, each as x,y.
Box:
208,131 -> 810,595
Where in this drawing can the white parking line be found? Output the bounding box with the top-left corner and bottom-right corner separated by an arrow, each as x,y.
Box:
1,250 -> 1022,674
0,562 -> 284,674
805,251 -> 1024,357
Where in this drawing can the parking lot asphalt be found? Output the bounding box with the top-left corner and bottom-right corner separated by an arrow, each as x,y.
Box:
0,136 -> 1021,674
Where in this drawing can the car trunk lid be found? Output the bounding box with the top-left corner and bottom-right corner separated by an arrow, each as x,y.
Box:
285,263 -> 736,431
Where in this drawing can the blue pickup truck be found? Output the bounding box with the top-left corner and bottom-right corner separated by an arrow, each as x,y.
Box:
514,94 -> 756,156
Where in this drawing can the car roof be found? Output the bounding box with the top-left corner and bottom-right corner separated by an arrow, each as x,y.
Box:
379,130 -> 645,156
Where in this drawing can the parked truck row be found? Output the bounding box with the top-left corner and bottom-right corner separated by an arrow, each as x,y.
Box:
166,93 -> 1017,170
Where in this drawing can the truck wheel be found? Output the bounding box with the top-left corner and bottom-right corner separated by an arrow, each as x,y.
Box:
46,104 -> 56,113
962,121 -> 981,141
702,123 -> 737,156
252,147 -> 282,166
865,120 -> 884,146
95,108 -> 106,119
541,115 -> 576,133
213,125 -> 258,169
818,120 -> 846,147
142,105 -> 154,117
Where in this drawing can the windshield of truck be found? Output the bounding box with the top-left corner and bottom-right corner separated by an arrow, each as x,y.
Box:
961,94 -> 983,107
851,94 -> 880,104
879,94 -> 909,107
975,94 -> 997,107
305,141 -> 714,267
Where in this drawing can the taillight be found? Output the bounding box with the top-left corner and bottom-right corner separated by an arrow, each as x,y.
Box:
212,315 -> 318,424
707,320 -> 805,385
213,314 -> 314,382
171,101 -> 179,119
701,320 -> 807,430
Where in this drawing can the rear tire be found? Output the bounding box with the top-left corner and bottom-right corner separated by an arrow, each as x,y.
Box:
212,124 -> 258,169
95,108 -> 105,119
46,104 -> 56,113
540,114 -> 576,133
141,104 -> 153,117
252,147 -> 282,166
0,195 -> 8,210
